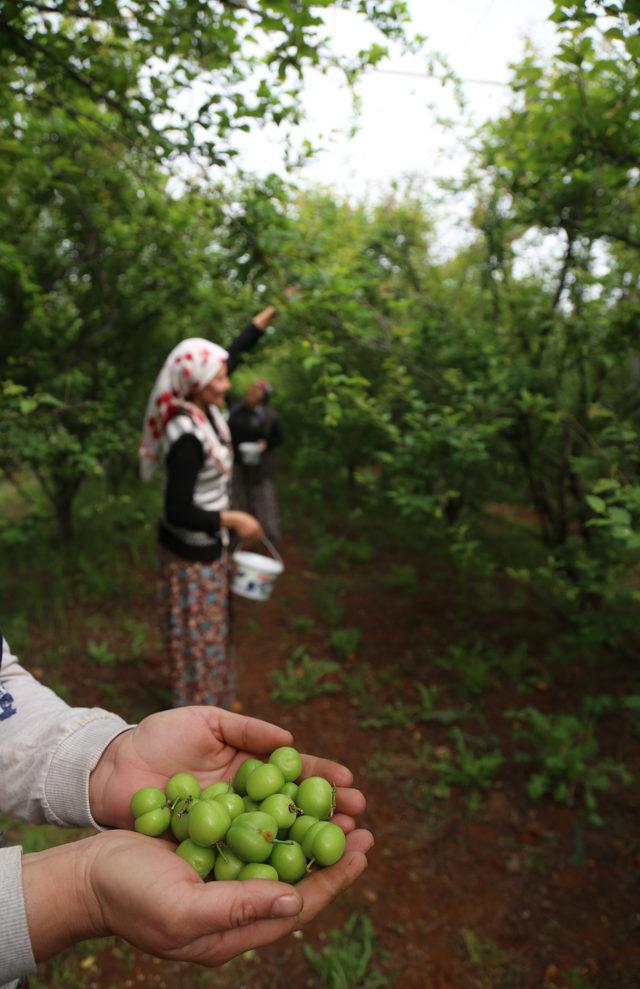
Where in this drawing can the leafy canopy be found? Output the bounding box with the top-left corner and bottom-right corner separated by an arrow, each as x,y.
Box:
1,0 -> 415,164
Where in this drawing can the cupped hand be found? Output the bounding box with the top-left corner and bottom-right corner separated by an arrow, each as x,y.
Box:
83,826 -> 372,967
90,707 -> 366,833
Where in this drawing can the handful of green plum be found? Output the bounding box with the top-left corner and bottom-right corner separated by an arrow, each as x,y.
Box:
129,745 -> 346,882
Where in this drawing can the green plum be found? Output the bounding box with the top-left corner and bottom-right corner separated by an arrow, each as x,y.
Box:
296,776 -> 335,820
176,839 -> 216,878
214,791 -> 245,821
280,782 -> 299,801
201,781 -> 233,800
259,793 -> 297,830
165,772 -> 201,803
238,863 -> 279,881
302,820 -> 331,859
233,758 -> 263,795
226,811 -> 278,863
170,799 -> 197,842
188,799 -> 231,847
309,821 -> 346,866
289,814 -> 319,845
269,746 -> 302,783
270,841 -> 307,883
134,806 -> 171,837
246,763 -> 285,801
130,786 -> 166,819
213,845 -> 245,881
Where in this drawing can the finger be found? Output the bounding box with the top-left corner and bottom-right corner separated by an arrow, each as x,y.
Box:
293,830 -> 373,926
334,786 -> 366,817
330,813 -> 356,833
186,878 -> 303,964
298,756 -> 365,816
194,878 -> 302,931
299,754 -> 354,787
344,827 -> 374,854
293,836 -> 372,926
216,711 -> 293,758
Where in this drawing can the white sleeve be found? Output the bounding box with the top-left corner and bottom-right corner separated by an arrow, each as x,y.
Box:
0,845 -> 35,985
0,634 -> 130,827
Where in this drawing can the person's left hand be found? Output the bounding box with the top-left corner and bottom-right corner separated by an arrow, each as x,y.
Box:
89,707 -> 365,834
23,826 -> 373,968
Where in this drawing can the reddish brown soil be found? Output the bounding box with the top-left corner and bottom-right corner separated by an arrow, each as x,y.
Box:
25,536 -> 640,989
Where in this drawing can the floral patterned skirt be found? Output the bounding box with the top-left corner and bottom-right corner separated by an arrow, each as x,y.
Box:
158,549 -> 234,709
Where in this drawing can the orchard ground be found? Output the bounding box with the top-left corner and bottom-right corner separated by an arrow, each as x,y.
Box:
3,535 -> 639,989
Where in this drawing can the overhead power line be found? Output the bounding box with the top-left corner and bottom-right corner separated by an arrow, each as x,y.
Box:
375,68 -> 510,87
464,0 -> 497,45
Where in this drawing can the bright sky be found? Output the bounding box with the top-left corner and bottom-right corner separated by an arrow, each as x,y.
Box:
230,0 -> 558,204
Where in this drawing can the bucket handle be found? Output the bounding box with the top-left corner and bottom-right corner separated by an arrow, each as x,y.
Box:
236,535 -> 283,566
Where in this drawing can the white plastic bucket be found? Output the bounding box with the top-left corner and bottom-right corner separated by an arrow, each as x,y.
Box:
231,538 -> 284,601
238,441 -> 263,466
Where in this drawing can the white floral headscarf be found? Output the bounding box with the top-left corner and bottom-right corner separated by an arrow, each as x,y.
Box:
139,337 -> 232,481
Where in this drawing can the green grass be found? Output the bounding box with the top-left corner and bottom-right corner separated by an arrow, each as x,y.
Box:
270,647 -> 341,704
303,913 -> 393,989
329,625 -> 361,658
460,928 -> 513,989
30,937 -> 131,989
0,814 -> 91,852
0,475 -> 160,624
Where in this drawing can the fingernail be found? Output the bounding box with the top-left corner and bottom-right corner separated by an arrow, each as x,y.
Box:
272,895 -> 301,918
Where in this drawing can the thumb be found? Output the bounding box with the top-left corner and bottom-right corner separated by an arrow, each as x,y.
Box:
197,880 -> 303,932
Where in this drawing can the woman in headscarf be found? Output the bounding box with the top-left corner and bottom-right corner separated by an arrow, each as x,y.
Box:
229,378 -> 283,546
139,306 -> 276,708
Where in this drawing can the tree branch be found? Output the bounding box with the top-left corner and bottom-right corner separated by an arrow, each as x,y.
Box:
14,0 -> 127,24
552,226 -> 575,310
601,229 -> 640,249
1,16 -> 143,125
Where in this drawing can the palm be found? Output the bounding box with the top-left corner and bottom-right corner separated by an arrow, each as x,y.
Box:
122,709 -> 246,779
93,832 -> 223,960
94,707 -> 292,827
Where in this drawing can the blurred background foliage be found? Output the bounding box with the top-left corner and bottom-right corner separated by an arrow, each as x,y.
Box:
2,0 -> 639,647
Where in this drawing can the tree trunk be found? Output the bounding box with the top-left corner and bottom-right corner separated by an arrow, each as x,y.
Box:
50,477 -> 82,543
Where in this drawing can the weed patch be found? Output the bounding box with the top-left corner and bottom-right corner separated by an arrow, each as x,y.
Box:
270,647 -> 341,704
303,913 -> 393,988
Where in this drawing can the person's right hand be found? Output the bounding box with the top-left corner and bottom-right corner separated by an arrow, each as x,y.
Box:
22,826 -> 373,967
221,510 -> 264,542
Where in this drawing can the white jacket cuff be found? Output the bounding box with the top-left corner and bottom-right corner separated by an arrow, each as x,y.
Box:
44,717 -> 132,829
0,846 -> 36,984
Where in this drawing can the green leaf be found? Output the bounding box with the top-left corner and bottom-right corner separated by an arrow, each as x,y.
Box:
609,507 -> 631,526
